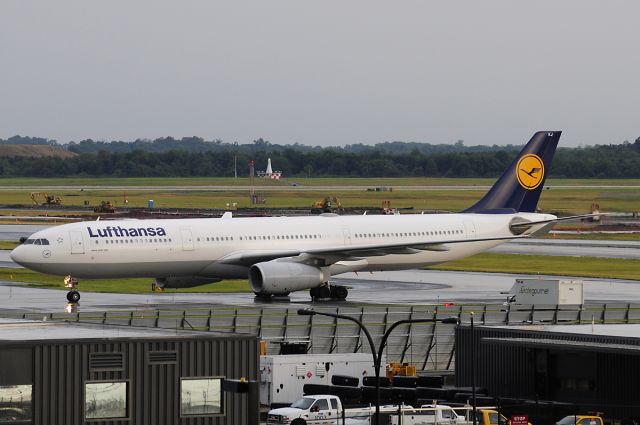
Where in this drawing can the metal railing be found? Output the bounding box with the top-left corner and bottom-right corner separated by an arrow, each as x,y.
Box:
7,302 -> 640,371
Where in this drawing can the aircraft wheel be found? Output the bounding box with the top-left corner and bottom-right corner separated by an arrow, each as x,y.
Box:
66,290 -> 81,303
311,286 -> 331,301
332,286 -> 348,300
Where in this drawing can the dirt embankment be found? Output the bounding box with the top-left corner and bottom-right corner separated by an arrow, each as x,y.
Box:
0,145 -> 76,159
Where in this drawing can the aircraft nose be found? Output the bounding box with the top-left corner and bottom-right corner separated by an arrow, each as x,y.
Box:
10,245 -> 27,266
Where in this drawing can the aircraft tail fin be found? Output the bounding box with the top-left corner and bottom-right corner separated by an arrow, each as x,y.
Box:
464,131 -> 561,213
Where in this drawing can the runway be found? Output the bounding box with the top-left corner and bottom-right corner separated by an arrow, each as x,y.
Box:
489,238 -> 640,259
0,269 -> 639,314
0,224 -> 50,241
0,184 -> 639,192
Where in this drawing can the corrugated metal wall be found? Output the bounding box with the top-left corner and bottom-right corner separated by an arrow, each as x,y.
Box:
26,336 -> 258,425
455,326 -> 640,419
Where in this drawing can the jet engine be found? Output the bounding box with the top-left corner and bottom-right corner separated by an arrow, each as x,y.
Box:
249,261 -> 327,295
154,276 -> 221,288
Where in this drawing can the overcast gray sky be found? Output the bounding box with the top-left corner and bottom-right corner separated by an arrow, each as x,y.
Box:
1,1 -> 638,147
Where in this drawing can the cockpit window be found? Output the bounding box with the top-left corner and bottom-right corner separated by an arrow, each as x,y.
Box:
23,238 -> 49,245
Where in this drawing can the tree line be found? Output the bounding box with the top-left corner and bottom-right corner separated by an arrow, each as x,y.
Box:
0,135 -> 639,178
0,140 -> 638,178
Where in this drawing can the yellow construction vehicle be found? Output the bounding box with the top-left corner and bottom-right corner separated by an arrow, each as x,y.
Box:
311,196 -> 343,214
94,201 -> 116,214
30,192 -> 62,206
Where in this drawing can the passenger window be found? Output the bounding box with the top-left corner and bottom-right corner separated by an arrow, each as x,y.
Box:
330,399 -> 338,409
314,399 -> 329,411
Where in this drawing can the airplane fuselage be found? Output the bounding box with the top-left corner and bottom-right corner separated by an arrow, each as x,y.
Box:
11,212 -> 553,280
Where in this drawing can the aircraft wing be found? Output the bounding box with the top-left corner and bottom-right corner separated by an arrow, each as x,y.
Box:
217,234 -> 529,266
510,213 -> 605,229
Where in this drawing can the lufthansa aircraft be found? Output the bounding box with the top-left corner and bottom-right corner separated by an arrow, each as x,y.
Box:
11,131 -> 568,302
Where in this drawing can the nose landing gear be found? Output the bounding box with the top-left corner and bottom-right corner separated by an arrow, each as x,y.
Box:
64,275 -> 80,303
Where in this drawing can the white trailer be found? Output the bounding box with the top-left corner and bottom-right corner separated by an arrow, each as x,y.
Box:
259,353 -> 383,407
508,278 -> 584,305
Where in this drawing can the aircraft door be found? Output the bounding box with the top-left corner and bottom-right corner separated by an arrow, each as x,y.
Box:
463,221 -> 477,238
342,228 -> 352,245
180,229 -> 194,251
70,231 -> 85,254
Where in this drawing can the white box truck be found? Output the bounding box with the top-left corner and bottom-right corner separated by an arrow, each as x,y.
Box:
260,353 -> 383,407
508,278 -> 584,305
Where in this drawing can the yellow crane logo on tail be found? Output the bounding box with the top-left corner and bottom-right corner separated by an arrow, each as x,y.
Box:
516,154 -> 544,190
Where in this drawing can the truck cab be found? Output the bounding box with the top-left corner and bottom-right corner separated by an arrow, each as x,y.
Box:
267,395 -> 341,425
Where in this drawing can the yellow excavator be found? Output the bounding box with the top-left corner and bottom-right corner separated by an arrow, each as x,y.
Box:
311,196 -> 344,214
30,192 -> 62,206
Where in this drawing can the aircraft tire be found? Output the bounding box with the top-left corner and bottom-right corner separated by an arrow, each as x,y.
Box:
332,286 -> 348,300
310,286 -> 331,301
67,290 -> 81,303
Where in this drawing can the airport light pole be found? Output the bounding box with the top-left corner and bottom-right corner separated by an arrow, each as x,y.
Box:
470,312 -> 477,425
298,308 -> 458,425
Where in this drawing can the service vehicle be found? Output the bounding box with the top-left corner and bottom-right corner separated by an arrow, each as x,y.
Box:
266,395 -> 368,425
468,409 -> 533,425
391,404 -> 467,425
260,353 -> 380,407
556,415 -> 603,425
506,279 -> 584,306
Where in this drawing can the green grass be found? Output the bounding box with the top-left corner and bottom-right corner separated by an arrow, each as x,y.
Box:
0,185 -> 638,213
0,177 -> 639,213
0,268 -> 252,294
432,253 -> 640,281
543,233 -> 640,241
0,241 -> 18,250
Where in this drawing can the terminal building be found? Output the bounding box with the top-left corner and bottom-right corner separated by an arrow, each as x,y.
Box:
0,319 -> 258,425
456,324 -> 640,421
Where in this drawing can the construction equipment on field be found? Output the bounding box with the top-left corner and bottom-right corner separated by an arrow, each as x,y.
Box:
311,196 -> 344,214
385,362 -> 417,381
30,192 -> 62,206
94,201 -> 116,214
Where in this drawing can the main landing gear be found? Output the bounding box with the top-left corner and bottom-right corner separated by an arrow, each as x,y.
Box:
253,291 -> 290,301
64,275 -> 80,303
310,284 -> 348,302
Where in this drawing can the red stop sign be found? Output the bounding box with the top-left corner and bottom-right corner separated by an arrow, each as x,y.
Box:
511,415 -> 528,425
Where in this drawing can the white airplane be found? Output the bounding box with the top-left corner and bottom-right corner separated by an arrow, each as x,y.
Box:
11,131 -> 573,302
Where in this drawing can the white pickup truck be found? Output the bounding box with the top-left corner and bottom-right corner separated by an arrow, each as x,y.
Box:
266,395 -> 368,425
390,404 -> 467,425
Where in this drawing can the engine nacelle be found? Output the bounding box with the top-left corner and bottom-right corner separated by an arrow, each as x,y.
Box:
249,261 -> 327,295
154,276 -> 221,288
